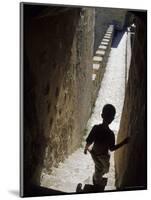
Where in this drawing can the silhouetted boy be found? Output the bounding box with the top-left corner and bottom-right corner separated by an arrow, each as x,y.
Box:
84,104 -> 129,187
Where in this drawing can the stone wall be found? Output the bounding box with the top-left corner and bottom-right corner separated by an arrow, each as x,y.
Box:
114,11 -> 147,189
23,4 -> 95,191
94,8 -> 127,53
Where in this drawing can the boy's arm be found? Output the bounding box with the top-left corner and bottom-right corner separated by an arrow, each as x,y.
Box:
110,137 -> 130,151
84,143 -> 91,154
84,125 -> 97,154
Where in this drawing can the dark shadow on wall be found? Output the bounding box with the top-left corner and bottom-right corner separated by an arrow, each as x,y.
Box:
111,30 -> 125,48
22,3 -> 82,196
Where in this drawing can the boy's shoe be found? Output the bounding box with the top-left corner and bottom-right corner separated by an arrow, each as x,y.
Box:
93,176 -> 108,191
76,183 -> 83,193
102,177 -> 107,186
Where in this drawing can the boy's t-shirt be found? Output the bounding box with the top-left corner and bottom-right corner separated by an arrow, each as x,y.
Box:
86,124 -> 115,156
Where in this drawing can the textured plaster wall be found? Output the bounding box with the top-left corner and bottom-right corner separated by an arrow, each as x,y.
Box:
23,6 -> 95,189
114,12 -> 147,189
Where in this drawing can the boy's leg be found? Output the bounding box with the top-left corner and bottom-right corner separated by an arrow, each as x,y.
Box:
93,160 -> 104,185
91,152 -> 110,186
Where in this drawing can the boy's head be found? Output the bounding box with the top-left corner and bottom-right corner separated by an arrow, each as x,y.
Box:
101,104 -> 116,124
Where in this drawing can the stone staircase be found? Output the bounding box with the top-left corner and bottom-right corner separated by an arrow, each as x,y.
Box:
92,25 -> 114,104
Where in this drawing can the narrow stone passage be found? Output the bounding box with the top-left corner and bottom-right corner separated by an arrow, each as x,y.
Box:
41,31 -> 127,192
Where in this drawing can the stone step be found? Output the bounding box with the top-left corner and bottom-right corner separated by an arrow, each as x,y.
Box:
104,33 -> 112,37
101,41 -> 109,46
93,56 -> 103,62
102,38 -> 110,42
92,73 -> 96,81
106,31 -> 112,34
104,35 -> 111,39
95,49 -> 106,56
98,45 -> 107,50
93,63 -> 100,70
107,25 -> 114,32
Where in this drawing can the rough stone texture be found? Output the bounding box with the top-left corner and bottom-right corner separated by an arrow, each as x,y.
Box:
114,12 -> 147,189
94,8 -> 127,53
23,5 -> 95,191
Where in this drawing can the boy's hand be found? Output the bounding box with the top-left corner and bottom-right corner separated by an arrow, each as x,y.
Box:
84,148 -> 88,154
123,137 -> 130,144
84,143 -> 92,154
